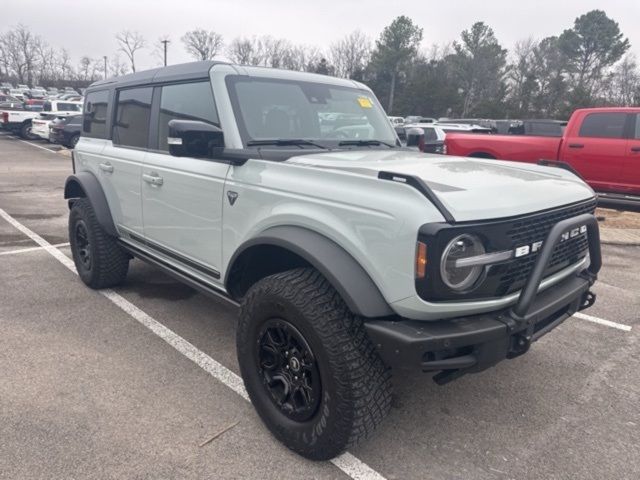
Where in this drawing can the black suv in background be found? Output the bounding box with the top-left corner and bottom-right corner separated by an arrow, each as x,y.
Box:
49,114 -> 82,148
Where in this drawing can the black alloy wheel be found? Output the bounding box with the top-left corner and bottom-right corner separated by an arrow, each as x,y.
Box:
74,220 -> 92,270
257,318 -> 321,422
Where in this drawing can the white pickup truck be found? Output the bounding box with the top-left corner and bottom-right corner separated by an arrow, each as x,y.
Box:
0,107 -> 40,138
31,100 -> 83,141
1,100 -> 82,139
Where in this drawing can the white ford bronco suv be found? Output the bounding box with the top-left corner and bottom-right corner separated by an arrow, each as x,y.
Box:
65,61 -> 601,460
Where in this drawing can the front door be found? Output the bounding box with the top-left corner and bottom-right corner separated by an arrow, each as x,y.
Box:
141,81 -> 228,279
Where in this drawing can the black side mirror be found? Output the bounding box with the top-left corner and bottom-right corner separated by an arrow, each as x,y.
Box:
405,127 -> 425,151
168,119 -> 224,158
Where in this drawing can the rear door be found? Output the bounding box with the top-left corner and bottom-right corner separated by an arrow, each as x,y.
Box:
561,112 -> 627,191
141,80 -> 228,279
91,87 -> 151,236
624,113 -> 640,195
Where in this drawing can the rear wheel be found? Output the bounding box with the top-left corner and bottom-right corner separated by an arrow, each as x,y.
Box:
20,121 -> 34,140
237,268 -> 392,460
69,198 -> 129,288
68,134 -> 80,149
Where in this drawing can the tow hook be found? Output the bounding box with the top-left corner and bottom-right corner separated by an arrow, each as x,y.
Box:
507,333 -> 531,359
579,290 -> 596,311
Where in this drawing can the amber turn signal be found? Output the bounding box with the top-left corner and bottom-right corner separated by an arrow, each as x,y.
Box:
415,241 -> 427,279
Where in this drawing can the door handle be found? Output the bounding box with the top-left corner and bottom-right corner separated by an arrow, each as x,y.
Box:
99,162 -> 113,173
568,143 -> 584,149
142,173 -> 164,186
631,146 -> 640,152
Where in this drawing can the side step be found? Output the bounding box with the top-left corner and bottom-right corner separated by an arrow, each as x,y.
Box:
597,192 -> 640,212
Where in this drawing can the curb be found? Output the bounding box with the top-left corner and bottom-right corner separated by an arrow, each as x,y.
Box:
599,228 -> 640,247
601,240 -> 640,247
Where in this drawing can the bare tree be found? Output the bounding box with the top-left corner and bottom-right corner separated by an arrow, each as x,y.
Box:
181,29 -> 223,61
0,25 -> 42,85
329,30 -> 372,79
109,55 -> 129,77
227,37 -> 264,65
505,38 -> 538,116
606,54 -> 640,106
116,30 -> 146,72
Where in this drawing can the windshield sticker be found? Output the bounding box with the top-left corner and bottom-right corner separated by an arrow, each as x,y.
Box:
357,96 -> 373,108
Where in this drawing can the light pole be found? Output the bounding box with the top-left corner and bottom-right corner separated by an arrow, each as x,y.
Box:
103,56 -> 108,79
161,39 -> 170,66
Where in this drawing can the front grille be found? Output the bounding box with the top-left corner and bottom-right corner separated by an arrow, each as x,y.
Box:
416,198 -> 597,302
496,199 -> 596,295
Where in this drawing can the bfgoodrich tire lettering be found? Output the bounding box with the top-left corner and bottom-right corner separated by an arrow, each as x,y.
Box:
237,268 -> 392,460
69,198 -> 129,288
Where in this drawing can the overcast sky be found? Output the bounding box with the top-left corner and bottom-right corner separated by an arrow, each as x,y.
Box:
3,0 -> 639,71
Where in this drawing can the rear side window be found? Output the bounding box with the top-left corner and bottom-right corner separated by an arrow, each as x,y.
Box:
578,113 -> 627,139
113,87 -> 152,148
634,114 -> 640,139
57,102 -> 82,112
423,127 -> 437,141
83,90 -> 110,138
157,82 -> 219,152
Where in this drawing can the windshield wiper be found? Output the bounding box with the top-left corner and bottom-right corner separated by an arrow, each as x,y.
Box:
246,139 -> 328,149
338,139 -> 396,148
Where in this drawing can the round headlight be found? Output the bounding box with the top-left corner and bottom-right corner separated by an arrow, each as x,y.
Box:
440,234 -> 485,291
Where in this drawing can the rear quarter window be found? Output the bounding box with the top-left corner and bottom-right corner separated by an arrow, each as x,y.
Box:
578,113 -> 627,139
83,90 -> 110,139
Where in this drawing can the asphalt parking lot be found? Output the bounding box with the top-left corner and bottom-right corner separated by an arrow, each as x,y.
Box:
0,133 -> 639,480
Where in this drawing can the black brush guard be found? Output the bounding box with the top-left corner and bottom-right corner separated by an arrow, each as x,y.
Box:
365,214 -> 601,384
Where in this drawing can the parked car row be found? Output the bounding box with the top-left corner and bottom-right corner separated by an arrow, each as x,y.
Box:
0,97 -> 82,146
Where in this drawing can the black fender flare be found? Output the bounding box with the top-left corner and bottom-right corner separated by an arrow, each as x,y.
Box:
226,226 -> 393,318
64,172 -> 117,236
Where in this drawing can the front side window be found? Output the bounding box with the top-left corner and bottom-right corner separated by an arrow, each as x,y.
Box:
113,87 -> 152,148
158,82 -> 219,152
226,76 -> 397,149
634,114 -> 640,139
83,90 -> 110,138
579,113 -> 627,139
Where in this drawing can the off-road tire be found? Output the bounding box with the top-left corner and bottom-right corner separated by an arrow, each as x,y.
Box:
237,268 -> 392,460
68,198 -> 129,288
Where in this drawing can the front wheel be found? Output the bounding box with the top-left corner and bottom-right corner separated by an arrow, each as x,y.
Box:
237,268 -> 392,460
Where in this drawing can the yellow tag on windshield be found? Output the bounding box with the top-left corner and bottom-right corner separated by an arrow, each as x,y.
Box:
357,96 -> 373,108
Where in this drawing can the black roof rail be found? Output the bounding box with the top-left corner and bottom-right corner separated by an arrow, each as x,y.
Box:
378,171 -> 455,223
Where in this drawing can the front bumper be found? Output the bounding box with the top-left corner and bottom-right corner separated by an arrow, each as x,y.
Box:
365,213 -> 601,384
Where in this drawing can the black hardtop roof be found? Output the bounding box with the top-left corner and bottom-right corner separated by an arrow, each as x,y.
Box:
87,60 -> 228,91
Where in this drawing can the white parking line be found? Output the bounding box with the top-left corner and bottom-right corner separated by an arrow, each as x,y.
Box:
574,312 -> 632,332
9,135 -> 61,153
0,207 -> 387,480
0,242 -> 70,256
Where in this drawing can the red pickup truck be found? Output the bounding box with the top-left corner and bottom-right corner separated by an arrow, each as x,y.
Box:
445,108 -> 640,202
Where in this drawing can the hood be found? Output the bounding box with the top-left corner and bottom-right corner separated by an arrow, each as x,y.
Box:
286,150 -> 595,222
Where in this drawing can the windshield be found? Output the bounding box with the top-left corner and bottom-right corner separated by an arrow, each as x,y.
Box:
226,76 -> 397,149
